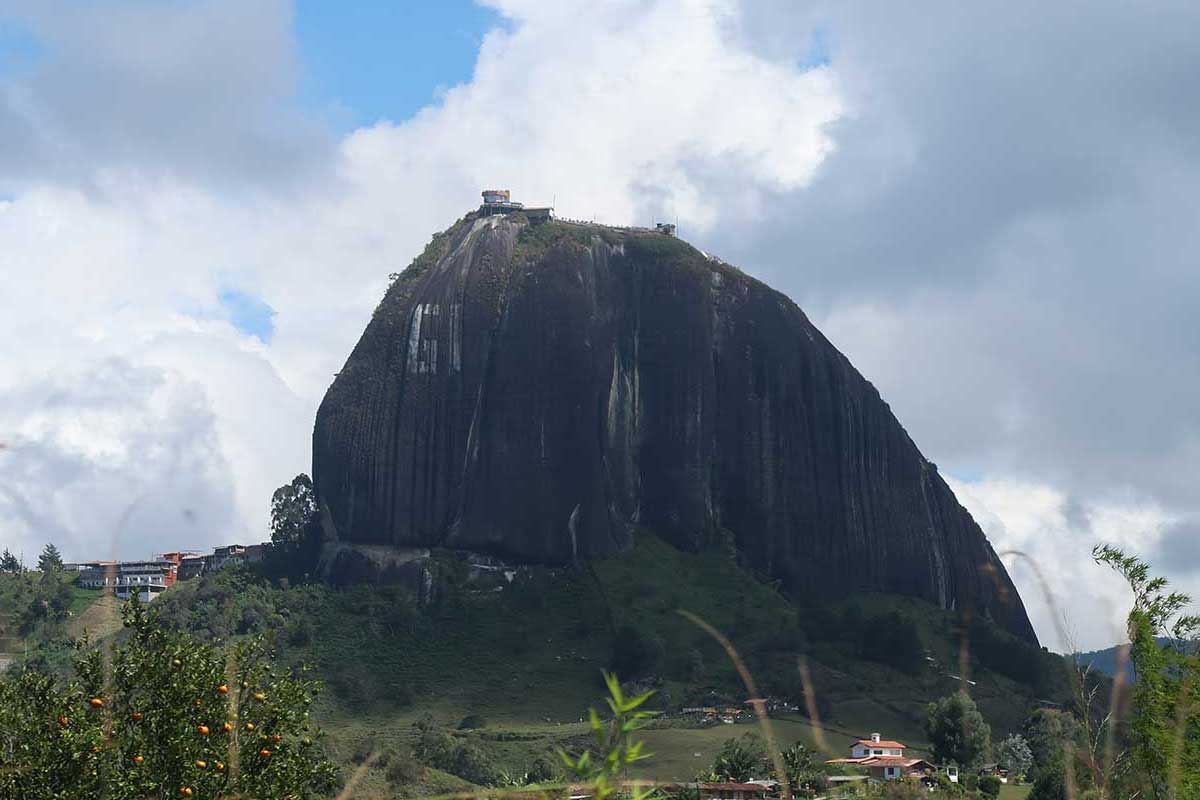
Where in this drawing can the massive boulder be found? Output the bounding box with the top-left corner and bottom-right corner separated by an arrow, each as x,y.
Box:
313,212 -> 1037,643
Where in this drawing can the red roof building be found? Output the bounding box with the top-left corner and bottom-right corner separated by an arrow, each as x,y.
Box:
827,733 -> 935,782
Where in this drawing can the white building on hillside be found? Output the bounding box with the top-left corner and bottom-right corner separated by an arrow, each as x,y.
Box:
827,732 -> 935,782
850,732 -> 906,759
78,560 -> 177,602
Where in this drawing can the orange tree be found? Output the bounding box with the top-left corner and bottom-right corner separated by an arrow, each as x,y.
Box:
0,595 -> 338,799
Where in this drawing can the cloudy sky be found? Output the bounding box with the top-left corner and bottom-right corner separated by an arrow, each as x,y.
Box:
1,0 -> 1196,651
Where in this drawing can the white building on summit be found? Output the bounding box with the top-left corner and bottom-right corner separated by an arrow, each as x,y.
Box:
481,189 -> 516,206
479,189 -> 553,222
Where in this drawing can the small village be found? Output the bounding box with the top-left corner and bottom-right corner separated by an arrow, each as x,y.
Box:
651,730 -> 1011,800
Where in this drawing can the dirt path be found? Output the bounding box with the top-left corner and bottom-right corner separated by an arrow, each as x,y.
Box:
68,593 -> 123,640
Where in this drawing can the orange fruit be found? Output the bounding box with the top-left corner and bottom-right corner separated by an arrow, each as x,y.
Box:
131,711 -> 143,721
253,692 -> 266,702
270,734 -> 282,744
180,788 -> 193,797
244,721 -> 256,731
195,760 -> 207,769
89,698 -> 104,708
258,748 -> 271,759
217,684 -> 229,694
197,724 -> 210,736
133,755 -> 145,765
215,761 -> 226,772
222,721 -> 233,733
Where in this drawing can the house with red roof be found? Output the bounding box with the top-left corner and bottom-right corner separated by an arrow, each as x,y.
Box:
826,732 -> 936,782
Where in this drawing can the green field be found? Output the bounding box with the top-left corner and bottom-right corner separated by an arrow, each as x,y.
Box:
999,784 -> 1032,799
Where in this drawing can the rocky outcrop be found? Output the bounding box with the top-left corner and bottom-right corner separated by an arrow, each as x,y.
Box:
313,213 -> 1037,643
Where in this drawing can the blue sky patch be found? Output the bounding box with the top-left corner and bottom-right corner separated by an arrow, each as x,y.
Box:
945,464 -> 986,484
802,25 -> 832,69
293,1 -> 503,130
218,288 -> 276,342
0,18 -> 44,78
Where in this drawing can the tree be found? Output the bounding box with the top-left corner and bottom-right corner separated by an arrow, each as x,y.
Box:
996,733 -> 1034,779
1022,708 -> 1081,781
609,624 -> 661,678
1028,760 -> 1068,800
267,474 -> 323,578
36,543 -> 62,573
0,549 -> 21,574
270,474 -> 318,548
925,692 -> 991,768
0,596 -> 338,799
710,733 -> 767,782
1095,544 -> 1200,798
782,741 -> 827,798
978,775 -> 1002,798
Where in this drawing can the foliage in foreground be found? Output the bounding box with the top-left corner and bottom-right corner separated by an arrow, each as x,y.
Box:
0,596 -> 337,799
1094,544 -> 1199,799
560,671 -> 658,800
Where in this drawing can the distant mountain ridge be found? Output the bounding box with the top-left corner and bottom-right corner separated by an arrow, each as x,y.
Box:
313,210 -> 1037,644
1073,638 -> 1177,683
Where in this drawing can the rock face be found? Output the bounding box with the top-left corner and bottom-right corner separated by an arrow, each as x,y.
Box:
313,213 -> 1037,643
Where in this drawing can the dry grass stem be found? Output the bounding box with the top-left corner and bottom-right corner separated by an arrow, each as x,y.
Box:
677,609 -> 791,800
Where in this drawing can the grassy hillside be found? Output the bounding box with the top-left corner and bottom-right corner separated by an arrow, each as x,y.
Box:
0,570 -> 105,671
136,532 -> 1069,792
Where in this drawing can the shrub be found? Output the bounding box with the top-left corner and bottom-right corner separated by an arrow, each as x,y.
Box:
874,781 -> 927,799
858,611 -> 924,674
1028,762 -> 1067,800
414,726 -> 499,785
710,733 -> 768,782
351,736 -> 381,764
978,774 -> 1002,797
610,624 -> 661,678
385,749 -> 423,784
458,713 -> 487,730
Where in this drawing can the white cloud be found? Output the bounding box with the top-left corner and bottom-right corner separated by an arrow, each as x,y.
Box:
343,0 -> 841,232
0,0 -> 841,563
945,474 -> 1177,651
0,357 -> 237,563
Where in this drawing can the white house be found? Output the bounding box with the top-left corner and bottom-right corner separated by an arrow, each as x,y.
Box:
827,733 -> 936,782
850,732 -> 907,759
